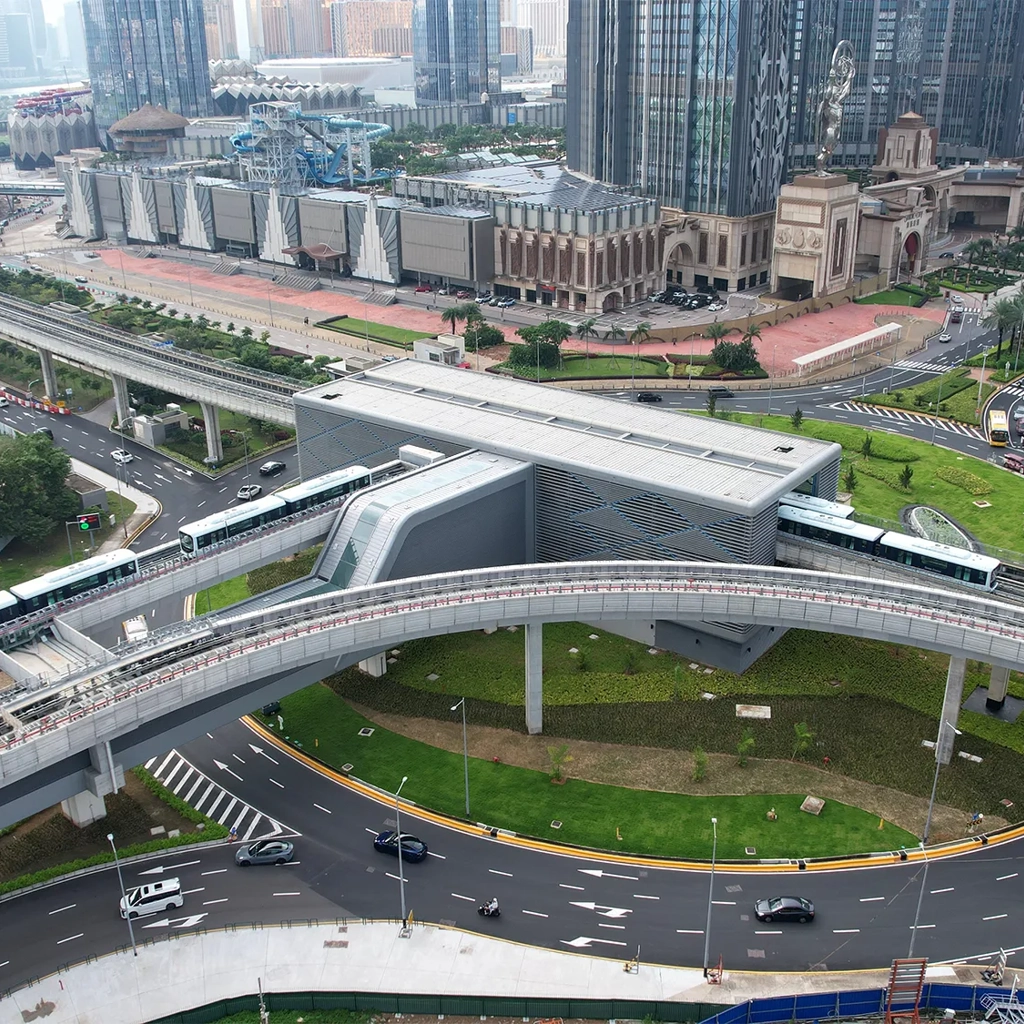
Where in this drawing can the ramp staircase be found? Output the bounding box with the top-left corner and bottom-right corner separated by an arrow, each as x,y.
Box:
363,288 -> 397,306
272,270 -> 320,292
212,260 -> 240,276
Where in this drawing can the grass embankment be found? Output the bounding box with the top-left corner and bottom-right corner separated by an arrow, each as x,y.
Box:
318,315 -> 431,349
716,412 -> 1024,551
855,289 -> 923,306
863,366 -> 992,425
505,354 -> 670,381
0,491 -> 138,590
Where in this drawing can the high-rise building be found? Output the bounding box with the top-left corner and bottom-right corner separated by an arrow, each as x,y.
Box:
515,0 -> 565,58
500,22 -> 532,72
567,0 -> 791,218
287,0 -> 331,56
63,2 -> 87,69
789,0 -> 1024,168
81,0 -> 212,133
330,1 -> 412,57
204,0 -> 239,59
412,0 -> 501,103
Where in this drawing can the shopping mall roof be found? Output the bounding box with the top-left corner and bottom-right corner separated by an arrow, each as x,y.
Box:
297,362 -> 841,514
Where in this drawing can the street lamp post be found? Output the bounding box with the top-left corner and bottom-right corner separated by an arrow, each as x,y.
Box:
908,719 -> 962,957
451,698 -> 470,817
702,816 -> 718,978
766,345 -> 777,415
395,775 -> 409,925
108,833 -> 138,956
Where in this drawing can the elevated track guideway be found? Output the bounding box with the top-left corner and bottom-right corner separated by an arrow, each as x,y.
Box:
0,294 -> 299,424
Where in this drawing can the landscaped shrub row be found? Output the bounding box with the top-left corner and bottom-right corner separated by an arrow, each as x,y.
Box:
935,466 -> 993,496
856,461 -> 910,491
246,546 -> 321,594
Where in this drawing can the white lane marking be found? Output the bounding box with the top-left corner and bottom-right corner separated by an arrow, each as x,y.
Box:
232,754 -> 245,764
269,778 -> 284,788
364,827 -> 378,835
192,782 -> 216,813
177,515 -> 187,523
755,930 -> 782,935
489,869 -> 513,877
216,797 -> 237,824
633,894 -> 659,900
202,898 -> 229,906
984,914 -> 1009,921
676,929 -> 703,935
909,923 -> 935,929
998,873 -> 1018,881
833,929 -> 861,934
0,960 -> 8,967
48,904 -> 76,915
712,901 -> 736,906
560,884 -> 585,890
313,803 -> 331,814
931,888 -> 954,894
201,869 -> 227,876
57,933 -> 84,944
522,910 -> 548,918
154,751 -> 176,777
273,892 -> 301,897
182,888 -> 205,895
426,851 -> 446,859
860,897 -> 885,902
385,872 -> 402,881
451,893 -> 475,902
599,923 -> 626,929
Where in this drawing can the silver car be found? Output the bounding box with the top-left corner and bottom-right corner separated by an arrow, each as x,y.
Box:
234,839 -> 294,866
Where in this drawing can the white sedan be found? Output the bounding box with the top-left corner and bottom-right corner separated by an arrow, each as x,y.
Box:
937,333 -> 952,343
110,449 -> 135,464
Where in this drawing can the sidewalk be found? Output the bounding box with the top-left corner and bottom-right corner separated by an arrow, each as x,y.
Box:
0,919 -> 975,1024
69,457 -> 161,550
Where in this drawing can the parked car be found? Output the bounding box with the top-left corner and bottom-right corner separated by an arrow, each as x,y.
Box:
707,302 -> 725,312
636,392 -> 662,403
488,296 -> 503,306
476,291 -> 492,301
438,286 -> 451,296
939,251 -> 955,258
373,830 -> 429,862
236,483 -> 263,501
415,284 -> 432,293
649,291 -> 667,302
259,460 -> 286,477
235,839 -> 295,866
110,448 -> 134,465
707,385 -> 734,398
754,896 -> 814,923
497,297 -> 516,307
455,289 -> 472,299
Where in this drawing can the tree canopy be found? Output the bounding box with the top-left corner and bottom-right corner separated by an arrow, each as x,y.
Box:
0,434 -> 80,547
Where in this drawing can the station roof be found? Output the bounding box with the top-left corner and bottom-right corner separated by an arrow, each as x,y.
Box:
297,362 -> 841,514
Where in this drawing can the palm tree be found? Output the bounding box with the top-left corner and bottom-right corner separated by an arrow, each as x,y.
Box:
705,320 -> 729,342
982,297 -> 1019,355
961,240 -> 986,286
1008,225 -> 1024,245
576,317 -> 599,367
741,322 -> 762,345
440,305 -> 462,334
628,320 -> 652,389
604,324 -> 626,368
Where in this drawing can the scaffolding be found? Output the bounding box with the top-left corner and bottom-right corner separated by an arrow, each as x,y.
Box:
232,101 -> 394,187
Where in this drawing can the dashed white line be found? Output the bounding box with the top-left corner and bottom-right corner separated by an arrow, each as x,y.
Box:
599,923 -> 626,930
182,888 -> 205,895
48,904 -> 76,915
232,754 -> 245,764
712,900 -> 736,906
909,923 -> 935,929
676,929 -> 704,935
201,869 -> 227,876
57,934 -> 84,944
313,803 -> 332,814
984,914 -> 1009,921
522,910 -> 548,918
0,960 -> 8,967
364,827 -> 378,835
997,873 -> 1018,881
385,872 -> 402,881
451,893 -> 475,902
833,929 -> 861,934
560,884 -> 585,890
860,896 -> 885,902
273,892 -> 301,897
931,887 -> 954,894
489,869 -> 513,877
203,898 -> 229,906
633,894 -> 659,900
426,851 -> 446,859
269,778 -> 284,788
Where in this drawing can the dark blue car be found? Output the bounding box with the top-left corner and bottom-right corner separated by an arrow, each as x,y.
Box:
373,830 -> 429,862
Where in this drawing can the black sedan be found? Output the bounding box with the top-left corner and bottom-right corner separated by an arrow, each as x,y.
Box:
234,839 -> 295,866
373,830 -> 429,863
754,896 -> 814,923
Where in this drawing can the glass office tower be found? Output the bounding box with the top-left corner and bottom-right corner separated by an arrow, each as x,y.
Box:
567,0 -> 792,218
412,0 -> 501,103
82,0 -> 213,133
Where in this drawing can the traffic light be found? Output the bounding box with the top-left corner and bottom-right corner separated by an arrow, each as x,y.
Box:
77,512 -> 102,532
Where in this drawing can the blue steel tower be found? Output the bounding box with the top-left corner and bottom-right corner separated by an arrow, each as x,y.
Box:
82,0 -> 213,134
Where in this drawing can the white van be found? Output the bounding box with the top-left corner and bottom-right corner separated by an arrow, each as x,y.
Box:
119,877 -> 183,919
0,397 -> 8,408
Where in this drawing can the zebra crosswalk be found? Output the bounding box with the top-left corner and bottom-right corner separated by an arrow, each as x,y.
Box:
146,750 -> 295,841
892,358 -> 955,374
827,401 -> 986,439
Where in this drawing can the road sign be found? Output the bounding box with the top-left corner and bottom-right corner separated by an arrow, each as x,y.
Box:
77,512 -> 101,531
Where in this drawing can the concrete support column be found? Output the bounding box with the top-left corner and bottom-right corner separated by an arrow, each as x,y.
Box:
60,741 -> 125,827
937,656 -> 966,765
111,372 -> 131,429
39,349 -> 58,401
199,401 -> 224,464
986,665 -> 1010,712
60,789 -> 107,827
525,622 -> 543,735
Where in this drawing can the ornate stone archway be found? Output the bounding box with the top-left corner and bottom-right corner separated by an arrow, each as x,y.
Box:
665,241 -> 696,289
602,291 -> 622,312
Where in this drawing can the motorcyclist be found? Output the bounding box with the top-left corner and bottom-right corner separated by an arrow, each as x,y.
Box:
487,897 -> 499,915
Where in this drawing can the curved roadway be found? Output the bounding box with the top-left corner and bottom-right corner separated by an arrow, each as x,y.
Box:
3,713 -> 1024,993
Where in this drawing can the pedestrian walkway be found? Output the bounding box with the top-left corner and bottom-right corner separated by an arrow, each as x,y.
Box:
827,401 -> 986,439
145,750 -> 295,841
893,358 -> 955,374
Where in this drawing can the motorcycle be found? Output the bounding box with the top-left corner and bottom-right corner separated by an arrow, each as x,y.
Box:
477,902 -> 501,918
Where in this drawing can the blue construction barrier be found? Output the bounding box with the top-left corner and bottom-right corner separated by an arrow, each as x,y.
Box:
698,983 -> 1006,1024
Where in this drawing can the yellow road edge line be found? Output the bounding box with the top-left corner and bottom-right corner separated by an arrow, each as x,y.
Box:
244,716 -> 1024,872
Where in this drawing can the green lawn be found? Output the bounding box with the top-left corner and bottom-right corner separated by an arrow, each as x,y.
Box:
862,366 -> 991,425
855,289 -> 923,306
718,412 -> 1024,551
0,491 -> 138,589
503,355 -> 670,380
264,684 -> 916,860
318,315 -> 431,347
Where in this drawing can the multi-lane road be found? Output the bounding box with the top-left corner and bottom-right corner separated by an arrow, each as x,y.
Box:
3,717 -> 1023,992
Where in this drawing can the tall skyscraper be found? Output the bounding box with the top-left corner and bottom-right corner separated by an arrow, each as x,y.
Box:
515,0 -> 565,58
789,0 -> 1024,167
204,0 -> 239,59
81,0 -> 212,133
412,0 -> 501,103
63,1 -> 88,69
331,1 -> 413,57
567,0 -> 791,218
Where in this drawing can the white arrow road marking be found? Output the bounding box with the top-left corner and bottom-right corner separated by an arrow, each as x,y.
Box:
213,759 -> 243,782
137,860 -> 201,876
570,901 -> 632,919
560,936 -> 628,949
578,868 -> 638,880
249,744 -> 279,765
143,913 -> 209,929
